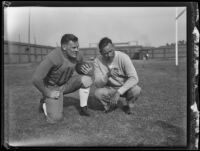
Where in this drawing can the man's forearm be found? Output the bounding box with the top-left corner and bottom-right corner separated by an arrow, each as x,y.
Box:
32,58 -> 54,97
32,78 -> 48,97
117,77 -> 138,95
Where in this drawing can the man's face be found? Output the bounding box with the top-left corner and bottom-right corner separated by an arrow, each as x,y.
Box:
62,40 -> 79,59
100,43 -> 115,62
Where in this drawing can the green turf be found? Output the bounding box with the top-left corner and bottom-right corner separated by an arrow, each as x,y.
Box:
4,58 -> 187,147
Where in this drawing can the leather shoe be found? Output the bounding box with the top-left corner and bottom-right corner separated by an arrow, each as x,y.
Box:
103,104 -> 112,113
123,105 -> 133,115
80,106 -> 90,116
103,107 -> 111,113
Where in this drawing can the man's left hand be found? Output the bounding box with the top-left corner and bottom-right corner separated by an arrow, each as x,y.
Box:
110,90 -> 120,105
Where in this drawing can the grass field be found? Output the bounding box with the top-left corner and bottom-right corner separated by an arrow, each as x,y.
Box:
4,58 -> 187,147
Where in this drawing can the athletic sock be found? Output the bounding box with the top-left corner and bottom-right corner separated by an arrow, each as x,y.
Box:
79,87 -> 90,107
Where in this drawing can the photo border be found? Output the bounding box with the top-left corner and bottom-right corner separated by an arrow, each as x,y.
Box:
2,1 -> 199,150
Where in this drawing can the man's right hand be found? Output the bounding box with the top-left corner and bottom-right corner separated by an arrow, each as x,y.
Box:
80,63 -> 93,75
101,94 -> 111,103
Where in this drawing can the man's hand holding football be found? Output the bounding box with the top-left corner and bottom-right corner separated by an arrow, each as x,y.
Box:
81,64 -> 93,75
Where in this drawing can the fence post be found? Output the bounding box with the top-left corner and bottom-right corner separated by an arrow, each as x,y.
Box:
41,48 -> 43,61
28,46 -> 31,63
164,48 -> 166,59
34,45 -> 37,62
25,46 -> 31,63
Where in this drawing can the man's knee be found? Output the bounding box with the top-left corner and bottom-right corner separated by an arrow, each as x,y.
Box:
133,85 -> 142,97
94,88 -> 108,100
46,113 -> 63,124
81,75 -> 93,88
45,98 -> 63,123
94,88 -> 103,100
127,85 -> 141,99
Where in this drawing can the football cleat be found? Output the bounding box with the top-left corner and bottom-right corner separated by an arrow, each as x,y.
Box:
80,106 -> 90,116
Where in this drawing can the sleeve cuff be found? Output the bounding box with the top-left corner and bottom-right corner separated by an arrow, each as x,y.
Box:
117,87 -> 126,95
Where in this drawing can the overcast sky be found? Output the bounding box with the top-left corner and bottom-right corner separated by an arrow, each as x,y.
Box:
4,7 -> 186,48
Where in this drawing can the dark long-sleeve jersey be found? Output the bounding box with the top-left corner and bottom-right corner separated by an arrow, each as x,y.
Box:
32,48 -> 83,87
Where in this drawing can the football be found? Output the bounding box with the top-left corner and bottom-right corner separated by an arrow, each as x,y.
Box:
75,61 -> 93,75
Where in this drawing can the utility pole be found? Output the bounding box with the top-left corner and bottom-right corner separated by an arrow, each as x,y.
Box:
175,8 -> 178,66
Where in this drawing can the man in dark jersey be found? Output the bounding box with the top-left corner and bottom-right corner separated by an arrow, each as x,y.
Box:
32,34 -> 93,123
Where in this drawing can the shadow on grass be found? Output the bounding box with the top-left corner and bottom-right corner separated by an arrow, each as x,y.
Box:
153,120 -> 186,146
88,95 -> 125,113
63,95 -> 105,113
87,95 -> 105,111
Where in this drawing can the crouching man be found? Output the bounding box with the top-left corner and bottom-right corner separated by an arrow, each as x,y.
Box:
94,37 -> 141,114
32,34 -> 93,123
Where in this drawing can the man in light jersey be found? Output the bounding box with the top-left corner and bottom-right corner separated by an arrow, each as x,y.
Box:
94,37 -> 141,114
32,34 -> 93,123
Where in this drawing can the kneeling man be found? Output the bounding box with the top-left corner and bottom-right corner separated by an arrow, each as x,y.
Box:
32,34 -> 93,123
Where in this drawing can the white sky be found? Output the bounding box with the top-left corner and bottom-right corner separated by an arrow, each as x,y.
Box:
4,7 -> 186,48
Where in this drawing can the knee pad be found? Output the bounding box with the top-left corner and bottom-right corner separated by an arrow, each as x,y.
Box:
81,76 -> 93,88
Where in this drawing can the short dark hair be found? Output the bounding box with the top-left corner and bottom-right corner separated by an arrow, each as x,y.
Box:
61,34 -> 78,45
98,37 -> 112,51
